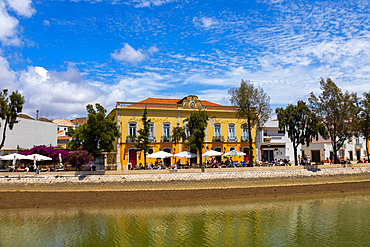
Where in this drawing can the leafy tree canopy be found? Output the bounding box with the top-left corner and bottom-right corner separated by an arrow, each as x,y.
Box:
308,78 -> 358,163
67,103 -> 119,157
134,108 -> 152,166
276,100 -> 327,165
185,109 -> 208,169
0,89 -> 25,149
357,92 -> 370,161
228,79 -> 272,166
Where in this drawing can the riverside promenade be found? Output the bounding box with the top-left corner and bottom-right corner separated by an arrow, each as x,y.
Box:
1,164 -> 369,209
1,163 -> 369,192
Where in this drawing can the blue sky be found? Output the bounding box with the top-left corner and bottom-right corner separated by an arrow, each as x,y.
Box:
0,0 -> 369,119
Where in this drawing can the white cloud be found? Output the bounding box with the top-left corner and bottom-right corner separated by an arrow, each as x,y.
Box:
193,17 -> 218,29
43,20 -> 50,26
5,0 -> 35,18
111,43 -> 147,64
0,1 -> 20,45
0,55 -> 17,91
130,0 -> 176,8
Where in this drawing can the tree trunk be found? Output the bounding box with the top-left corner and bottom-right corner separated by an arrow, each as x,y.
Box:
247,116 -> 253,167
333,141 -> 338,164
144,152 -> 147,170
199,147 -> 204,172
366,137 -> 370,162
293,139 -> 298,166
0,119 -> 9,150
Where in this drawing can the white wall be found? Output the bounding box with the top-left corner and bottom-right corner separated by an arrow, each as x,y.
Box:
0,117 -> 57,150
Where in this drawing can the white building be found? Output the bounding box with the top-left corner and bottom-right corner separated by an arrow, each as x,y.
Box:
0,114 -> 57,154
256,120 -> 296,164
301,135 -> 369,163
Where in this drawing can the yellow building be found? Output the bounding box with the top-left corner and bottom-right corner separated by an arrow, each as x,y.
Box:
114,95 -> 256,170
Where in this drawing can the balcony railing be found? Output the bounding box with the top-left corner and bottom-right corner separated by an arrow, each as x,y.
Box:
148,136 -> 156,143
161,136 -> 172,142
228,136 -> 238,142
212,136 -> 225,142
355,143 -> 362,148
126,135 -> 137,143
241,136 -> 249,142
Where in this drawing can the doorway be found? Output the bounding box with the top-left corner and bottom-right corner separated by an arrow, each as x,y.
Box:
349,151 -> 353,161
128,149 -> 137,169
243,147 -> 250,163
163,148 -> 172,167
311,150 -> 321,163
356,150 -> 361,161
214,147 -> 222,163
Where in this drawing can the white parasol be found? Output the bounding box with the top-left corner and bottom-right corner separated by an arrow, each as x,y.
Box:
202,150 -> 224,157
223,150 -> 246,157
147,151 -> 173,159
174,151 -> 197,158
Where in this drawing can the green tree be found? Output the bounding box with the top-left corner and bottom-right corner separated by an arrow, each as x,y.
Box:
185,109 -> 208,170
357,92 -> 370,161
308,78 -> 358,164
172,123 -> 186,150
0,89 -> 25,149
276,100 -> 327,166
67,103 -> 119,157
228,79 -> 272,166
134,108 -> 152,168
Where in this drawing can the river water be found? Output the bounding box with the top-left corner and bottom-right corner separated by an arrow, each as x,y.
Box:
0,193 -> 369,247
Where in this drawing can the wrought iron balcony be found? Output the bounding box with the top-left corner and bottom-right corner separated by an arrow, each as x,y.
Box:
212,136 -> 225,142
227,136 -> 238,142
126,135 -> 137,143
148,136 -> 156,143
355,143 -> 362,148
241,136 -> 249,142
161,136 -> 172,142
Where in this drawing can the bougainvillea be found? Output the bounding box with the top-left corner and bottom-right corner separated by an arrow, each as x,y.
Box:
67,147 -> 93,167
21,145 -> 69,162
21,145 -> 93,167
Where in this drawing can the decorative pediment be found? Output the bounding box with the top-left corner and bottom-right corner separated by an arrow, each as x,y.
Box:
178,95 -> 204,109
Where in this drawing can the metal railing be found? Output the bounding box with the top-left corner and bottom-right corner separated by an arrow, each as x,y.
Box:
161,136 -> 172,142
212,136 -> 225,142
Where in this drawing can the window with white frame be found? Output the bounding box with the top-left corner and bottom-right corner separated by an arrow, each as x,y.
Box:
163,123 -> 171,137
228,124 -> 236,138
242,124 -> 249,139
129,122 -> 137,136
149,122 -> 154,138
214,123 -> 221,137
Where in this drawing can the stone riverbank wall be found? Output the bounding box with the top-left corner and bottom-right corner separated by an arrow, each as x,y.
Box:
1,166 -> 369,192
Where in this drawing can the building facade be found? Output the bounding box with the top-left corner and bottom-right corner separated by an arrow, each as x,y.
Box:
115,95 -> 256,170
0,114 -> 57,154
301,135 -> 369,163
256,120 -> 296,164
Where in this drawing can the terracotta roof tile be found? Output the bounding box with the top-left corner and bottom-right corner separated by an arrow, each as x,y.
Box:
38,117 -> 53,123
53,119 -> 73,127
18,114 -> 34,120
126,97 -> 229,110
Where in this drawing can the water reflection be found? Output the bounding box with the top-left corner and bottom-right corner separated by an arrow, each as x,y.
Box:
0,193 -> 369,247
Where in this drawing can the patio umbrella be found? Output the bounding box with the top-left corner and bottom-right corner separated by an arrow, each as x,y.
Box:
202,150 -> 223,157
147,151 -> 173,159
223,150 -> 246,157
24,154 -> 52,170
59,153 -> 63,167
0,153 -> 30,160
0,153 -> 30,170
174,151 -> 197,158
